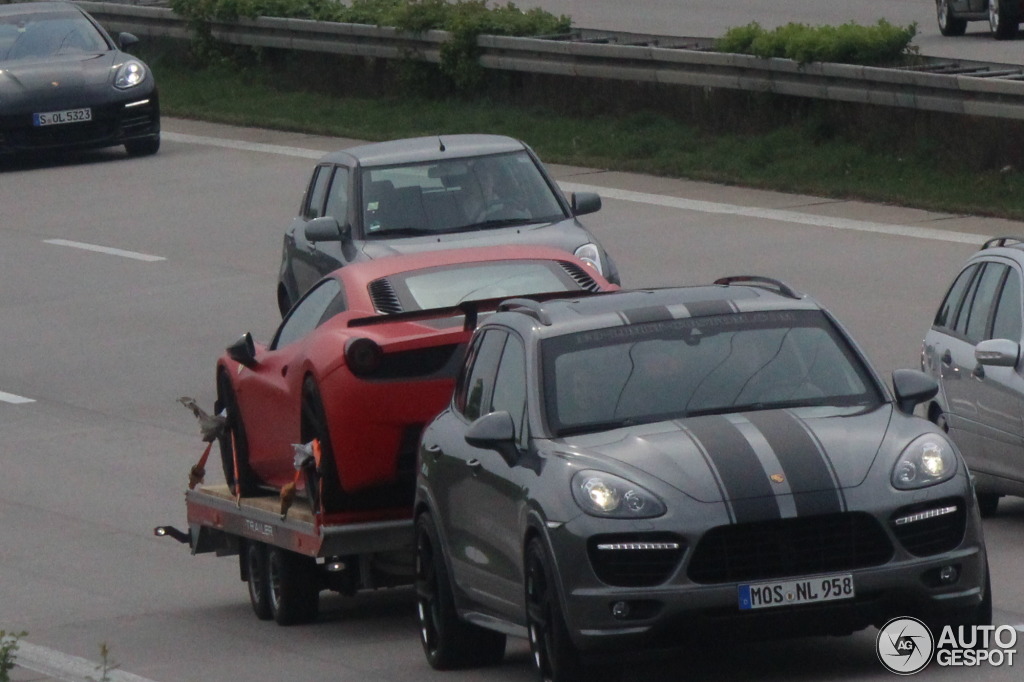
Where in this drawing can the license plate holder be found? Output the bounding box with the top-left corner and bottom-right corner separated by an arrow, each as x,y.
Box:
33,107 -> 92,127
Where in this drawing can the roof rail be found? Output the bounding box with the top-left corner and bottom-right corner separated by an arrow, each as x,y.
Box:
496,298 -> 552,325
713,275 -> 802,300
982,236 -> 1024,250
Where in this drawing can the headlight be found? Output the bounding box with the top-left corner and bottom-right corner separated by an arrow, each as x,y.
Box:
573,243 -> 604,276
571,470 -> 665,518
114,60 -> 147,89
891,435 -> 958,490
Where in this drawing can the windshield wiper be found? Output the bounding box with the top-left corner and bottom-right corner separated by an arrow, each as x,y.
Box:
557,418 -> 641,437
365,227 -> 435,237
451,218 -> 542,231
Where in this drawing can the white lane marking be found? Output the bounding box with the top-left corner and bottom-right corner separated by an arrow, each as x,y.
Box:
43,239 -> 166,262
0,390 -> 34,404
16,642 -> 160,682
164,131 -> 990,245
558,182 -> 987,246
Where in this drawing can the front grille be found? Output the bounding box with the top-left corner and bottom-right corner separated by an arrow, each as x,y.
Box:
369,277 -> 403,314
559,260 -> 602,291
688,512 -> 894,584
890,497 -> 967,557
588,533 -> 686,587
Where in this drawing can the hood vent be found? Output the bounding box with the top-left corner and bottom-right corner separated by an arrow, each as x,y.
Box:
559,260 -> 601,292
368,277 -> 403,314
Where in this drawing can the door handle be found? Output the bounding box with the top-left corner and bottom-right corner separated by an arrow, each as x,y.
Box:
941,350 -> 953,366
972,364 -> 986,380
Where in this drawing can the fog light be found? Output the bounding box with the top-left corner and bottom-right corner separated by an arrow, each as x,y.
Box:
611,601 -> 630,619
939,565 -> 959,584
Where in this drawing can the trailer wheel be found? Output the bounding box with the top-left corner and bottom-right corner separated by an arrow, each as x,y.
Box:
216,370 -> 259,496
266,546 -> 319,625
415,512 -> 506,669
244,541 -> 273,621
300,377 -> 347,513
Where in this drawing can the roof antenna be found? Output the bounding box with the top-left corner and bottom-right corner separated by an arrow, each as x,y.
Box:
438,136 -> 446,152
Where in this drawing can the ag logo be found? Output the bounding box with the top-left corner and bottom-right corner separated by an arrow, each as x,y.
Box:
876,617 -> 934,675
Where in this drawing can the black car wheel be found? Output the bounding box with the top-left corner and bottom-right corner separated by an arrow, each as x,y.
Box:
125,135 -> 160,157
989,0 -> 1020,39
216,369 -> 260,496
415,512 -> 506,669
300,377 -> 347,513
937,0 -> 968,36
976,491 -> 1001,518
525,538 -> 615,682
267,546 -> 320,625
244,541 -> 273,621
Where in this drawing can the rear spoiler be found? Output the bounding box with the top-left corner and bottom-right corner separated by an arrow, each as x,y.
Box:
347,289 -> 607,332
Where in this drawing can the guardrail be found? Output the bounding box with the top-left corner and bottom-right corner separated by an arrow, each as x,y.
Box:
79,1 -> 1024,122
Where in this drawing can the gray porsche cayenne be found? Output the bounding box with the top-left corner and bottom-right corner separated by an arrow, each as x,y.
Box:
414,276 -> 989,680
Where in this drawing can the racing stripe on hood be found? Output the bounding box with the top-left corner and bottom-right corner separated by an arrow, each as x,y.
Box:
683,415 -> 781,524
745,410 -> 846,516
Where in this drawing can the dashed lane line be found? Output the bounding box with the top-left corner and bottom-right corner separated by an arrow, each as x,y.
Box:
43,239 -> 166,262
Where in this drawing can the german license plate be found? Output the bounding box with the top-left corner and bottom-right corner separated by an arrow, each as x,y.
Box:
738,573 -> 854,610
33,107 -> 92,127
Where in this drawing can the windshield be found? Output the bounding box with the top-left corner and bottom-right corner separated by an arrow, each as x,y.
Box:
543,309 -> 882,436
359,150 -> 566,237
0,11 -> 109,62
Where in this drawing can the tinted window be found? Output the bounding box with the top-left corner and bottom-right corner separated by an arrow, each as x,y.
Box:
963,263 -> 1007,343
303,165 -> 332,220
456,330 -> 507,420
273,278 -> 342,349
393,260 -> 578,311
934,264 -> 978,329
490,335 -> 527,443
542,310 -> 881,436
324,167 -> 350,222
991,269 -> 1023,342
0,11 -> 109,62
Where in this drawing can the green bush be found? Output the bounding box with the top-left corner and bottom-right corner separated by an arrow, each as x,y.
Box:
168,0 -> 571,88
715,20 -> 917,65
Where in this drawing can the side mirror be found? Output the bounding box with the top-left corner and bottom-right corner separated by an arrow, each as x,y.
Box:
305,216 -> 350,243
975,338 -> 1020,368
891,369 -> 938,415
570,191 -> 601,217
117,32 -> 139,52
227,332 -> 258,369
465,411 -> 519,466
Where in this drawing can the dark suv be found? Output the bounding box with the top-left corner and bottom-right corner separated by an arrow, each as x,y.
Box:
414,277 -> 989,681
922,236 -> 1024,517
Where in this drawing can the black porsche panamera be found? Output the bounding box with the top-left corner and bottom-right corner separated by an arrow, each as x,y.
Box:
0,1 -> 160,158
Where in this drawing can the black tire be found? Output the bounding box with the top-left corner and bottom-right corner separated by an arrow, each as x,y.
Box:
415,513 -> 506,669
525,538 -> 614,682
124,135 -> 160,157
990,0 -> 1020,40
267,546 -> 320,625
937,0 -> 968,36
216,370 -> 260,496
244,541 -> 273,621
300,378 -> 347,513
976,490 -> 1000,518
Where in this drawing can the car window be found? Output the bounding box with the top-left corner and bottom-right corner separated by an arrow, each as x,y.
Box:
962,263 -> 1007,343
273,278 -> 342,349
395,261 -> 579,311
455,330 -> 507,421
0,11 -> 109,62
991,268 -> 1023,342
490,334 -> 527,445
303,165 -> 332,220
323,167 -> 350,222
934,264 -> 978,329
542,310 -> 882,435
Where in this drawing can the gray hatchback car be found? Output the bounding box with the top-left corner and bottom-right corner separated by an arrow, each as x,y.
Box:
415,277 -> 989,680
276,134 -> 619,316
922,236 -> 1024,517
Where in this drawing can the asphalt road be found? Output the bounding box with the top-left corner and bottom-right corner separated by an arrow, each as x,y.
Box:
2,118 -> 1024,682
517,0 -> 1024,65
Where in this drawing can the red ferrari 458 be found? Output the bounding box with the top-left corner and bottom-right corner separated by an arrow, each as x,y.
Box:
214,245 -> 616,518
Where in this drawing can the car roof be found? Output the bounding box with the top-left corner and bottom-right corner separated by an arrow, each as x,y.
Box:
316,134 -> 527,167
490,277 -> 823,336
0,2 -> 81,17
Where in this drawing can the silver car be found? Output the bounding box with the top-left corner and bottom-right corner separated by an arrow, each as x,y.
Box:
921,236 -> 1024,517
276,134 -> 619,315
